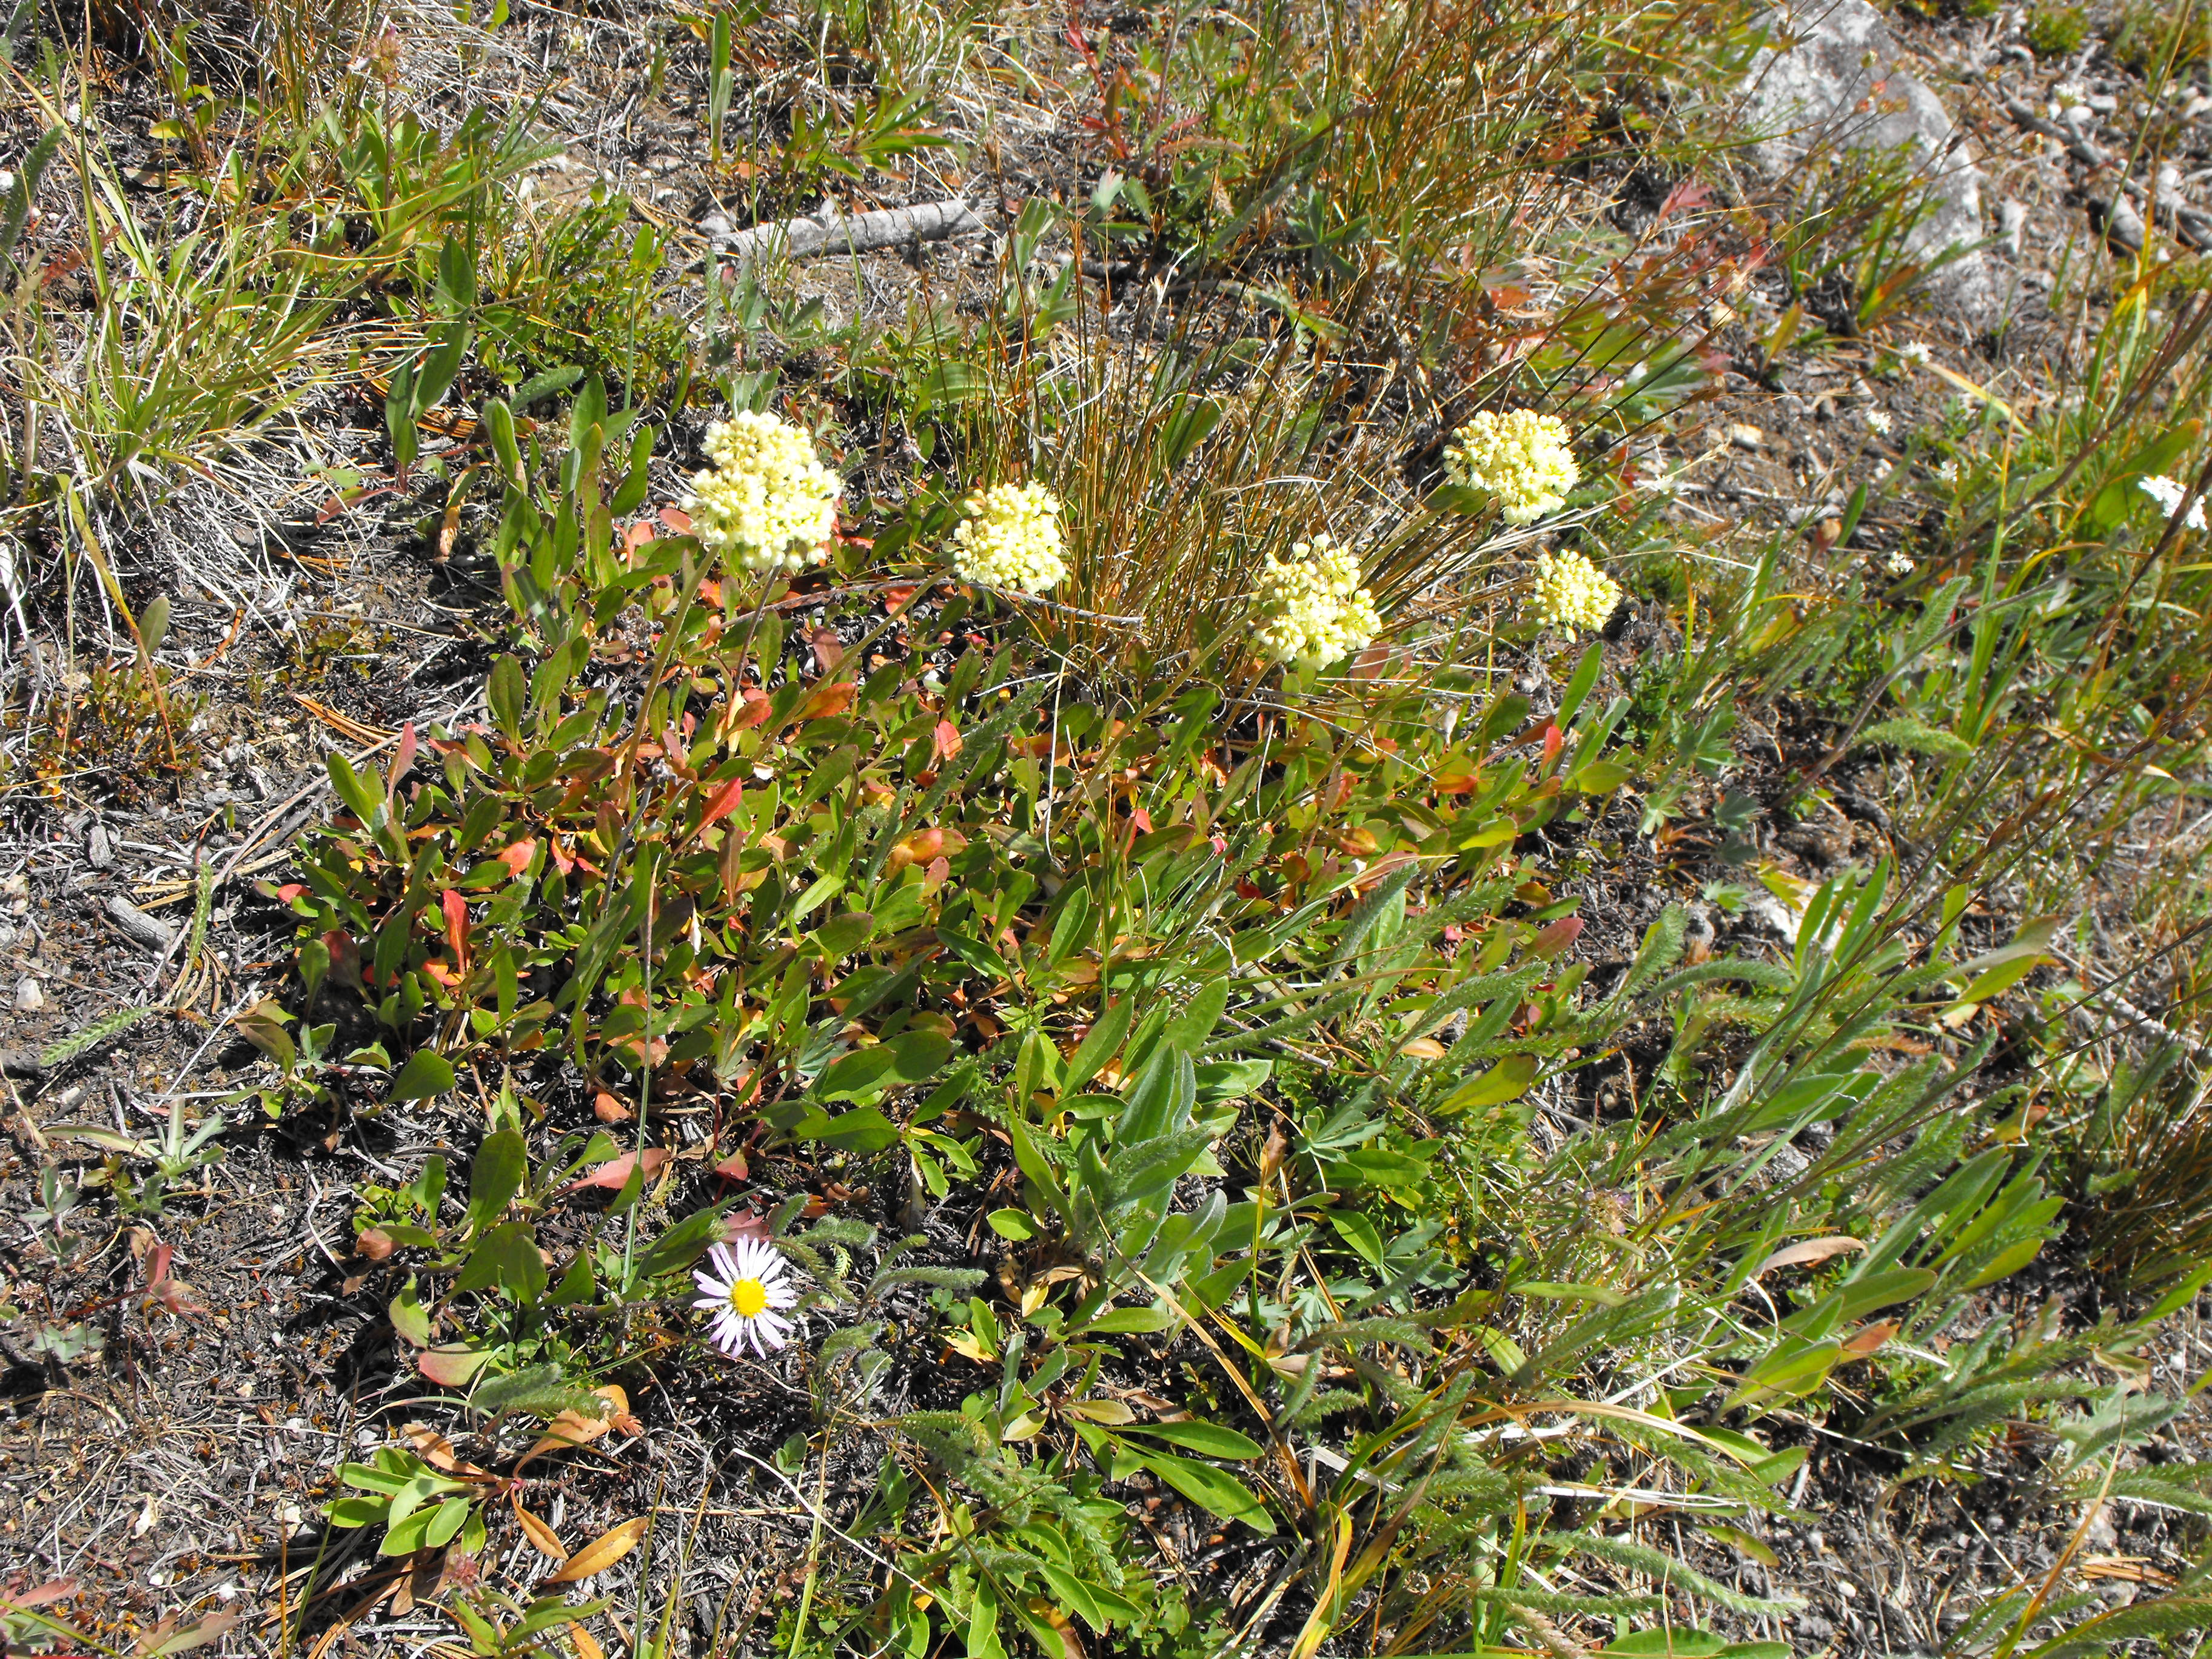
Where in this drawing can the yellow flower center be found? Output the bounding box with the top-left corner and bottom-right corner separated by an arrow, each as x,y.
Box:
728,1278 -> 768,1318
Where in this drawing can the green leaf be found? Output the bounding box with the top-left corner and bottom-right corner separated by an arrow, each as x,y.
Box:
1329,1211 -> 1386,1267
390,1049 -> 457,1102
1567,759 -> 1635,796
1122,1420 -> 1264,1460
466,1128 -> 528,1235
986,1207 -> 1037,1241
1163,977 -> 1230,1053
324,1495 -> 389,1529
389,1281 -> 432,1347
1139,1452 -> 1275,1533
793,1106 -> 901,1155
453,1221 -> 547,1303
1442,1054 -> 1538,1113
813,1031 -> 954,1103
809,910 -> 876,959
488,654 -> 526,739
1079,1305 -> 1174,1335
1064,997 -> 1132,1094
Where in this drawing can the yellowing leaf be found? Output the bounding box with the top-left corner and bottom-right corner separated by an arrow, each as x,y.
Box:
1750,1236 -> 1866,1278
514,1500 -> 568,1561
543,1517 -> 649,1584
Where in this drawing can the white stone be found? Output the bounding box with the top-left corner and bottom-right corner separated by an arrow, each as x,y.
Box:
1742,0 -> 1995,321
13,976 -> 41,1012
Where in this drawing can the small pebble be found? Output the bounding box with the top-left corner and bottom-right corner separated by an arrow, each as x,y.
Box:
13,976 -> 41,1012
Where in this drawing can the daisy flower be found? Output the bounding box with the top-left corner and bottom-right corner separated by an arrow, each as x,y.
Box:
692,1237 -> 800,1358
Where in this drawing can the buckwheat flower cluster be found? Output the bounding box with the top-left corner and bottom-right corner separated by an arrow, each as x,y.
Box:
1255,534 -> 1382,666
951,481 -> 1068,594
1444,409 -> 1580,525
1528,548 -> 1623,633
683,411 -> 842,575
2140,474 -> 2209,531
1896,341 -> 1932,369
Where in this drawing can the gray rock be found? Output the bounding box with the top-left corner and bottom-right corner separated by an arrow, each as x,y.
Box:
1743,0 -> 1994,321
13,976 -> 42,1012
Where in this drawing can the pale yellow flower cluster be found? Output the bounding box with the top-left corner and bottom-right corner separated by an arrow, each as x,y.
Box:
951,481 -> 1068,594
1444,409 -> 1580,525
1529,548 -> 1623,633
1255,534 -> 1382,666
683,412 -> 842,575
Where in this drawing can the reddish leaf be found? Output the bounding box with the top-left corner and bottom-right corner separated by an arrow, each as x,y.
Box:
809,626 -> 845,674
1531,915 -> 1584,959
714,1148 -> 749,1181
788,680 -> 855,725
318,936 -> 366,991
495,839 -> 537,877
931,719 -> 962,763
592,1090 -> 635,1124
0,1580 -> 76,1610
388,722 -> 418,798
557,1148 -> 669,1196
1842,1321 -> 1898,1358
1540,723 -> 1564,770
658,506 -> 694,534
417,1343 -> 492,1387
440,890 -> 471,973
725,686 -> 772,732
696,776 -> 745,835
275,882 -> 307,902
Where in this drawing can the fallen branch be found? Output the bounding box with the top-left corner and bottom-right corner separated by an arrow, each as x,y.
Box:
717,199 -> 985,263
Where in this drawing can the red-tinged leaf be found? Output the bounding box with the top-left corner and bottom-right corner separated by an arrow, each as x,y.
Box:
697,776 -> 745,834
389,722 -> 418,798
788,680 -> 855,725
592,1090 -> 634,1124
417,1344 -> 492,1387
0,1579 -> 75,1610
496,839 -> 537,877
133,1609 -> 240,1655
557,1148 -> 669,1196
275,883 -> 307,902
622,519 -> 656,555
809,627 -> 844,674
1655,177 -> 1714,223
659,506 -> 694,534
714,1148 -> 750,1181
931,719 -> 962,763
725,686 -> 772,732
324,930 -> 363,992
1842,1321 -> 1898,1358
1531,915 -> 1584,959
1433,771 -> 1476,796
1540,723 -> 1564,770
1130,807 -> 1153,833
440,890 -> 471,972
882,583 -> 920,610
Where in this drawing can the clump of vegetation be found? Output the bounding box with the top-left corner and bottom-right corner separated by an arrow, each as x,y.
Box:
4,0 -> 2212,1651
2026,2 -> 2091,58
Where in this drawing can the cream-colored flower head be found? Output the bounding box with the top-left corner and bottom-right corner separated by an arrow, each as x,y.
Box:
951,481 -> 1067,594
682,411 -> 841,575
1255,534 -> 1382,667
1444,409 -> 1580,525
1528,548 -> 1622,633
